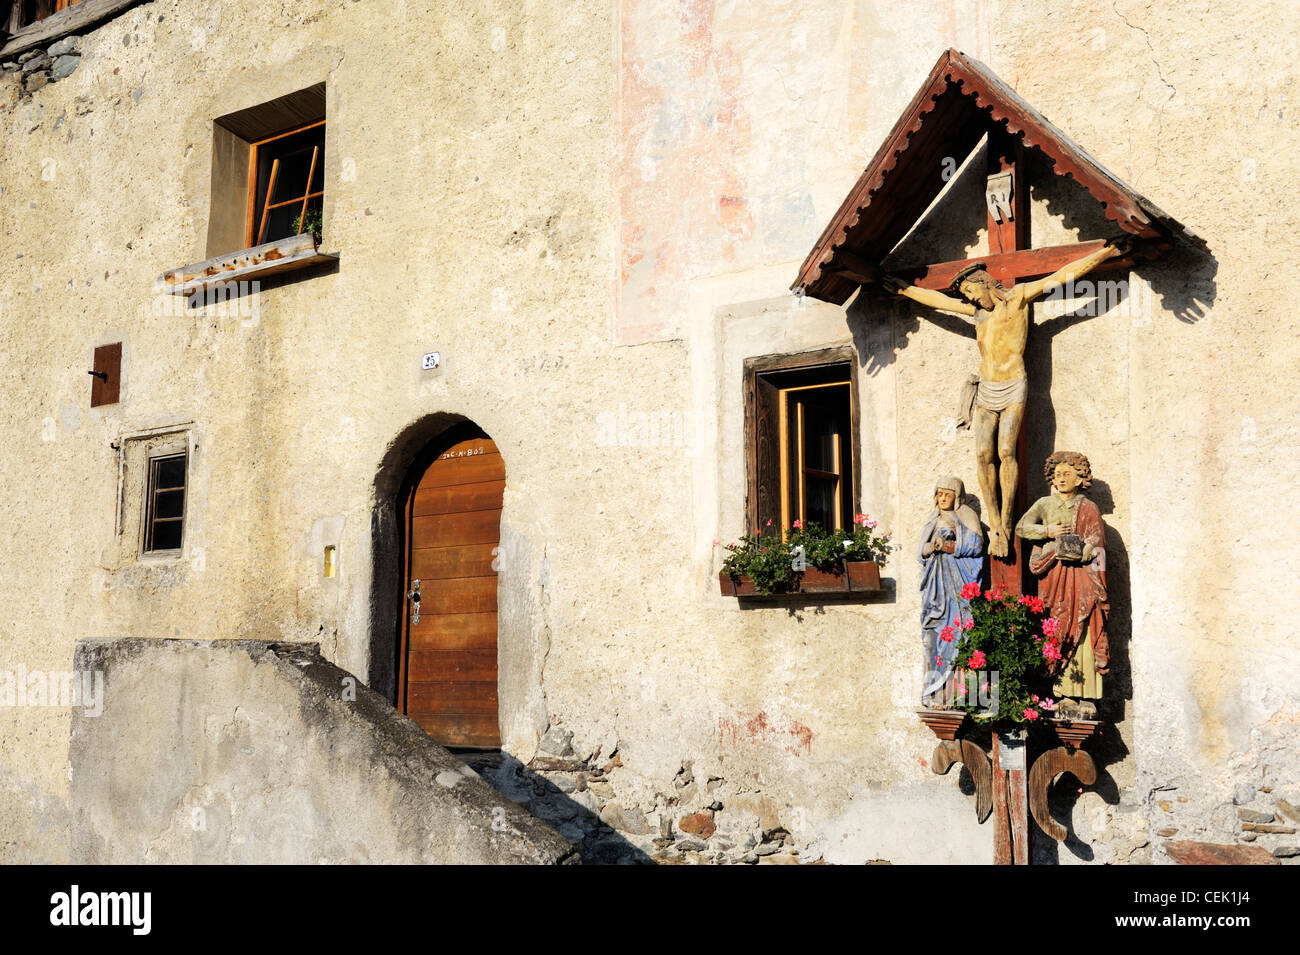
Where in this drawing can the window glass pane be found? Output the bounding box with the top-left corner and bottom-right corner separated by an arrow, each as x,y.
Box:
151,520 -> 183,552
154,456 -> 186,489
145,453 -> 186,552
803,474 -> 838,530
261,205 -> 300,243
254,124 -> 325,245
800,390 -> 845,473
153,489 -> 185,520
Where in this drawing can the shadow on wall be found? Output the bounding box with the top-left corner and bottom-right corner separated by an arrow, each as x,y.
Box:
848,143 -> 1219,380
459,751 -> 656,865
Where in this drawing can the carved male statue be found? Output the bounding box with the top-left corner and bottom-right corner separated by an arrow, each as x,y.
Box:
883,236 -> 1133,557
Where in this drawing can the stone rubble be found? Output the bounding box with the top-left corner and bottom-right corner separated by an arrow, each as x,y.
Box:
456,725 -> 820,865
0,35 -> 84,104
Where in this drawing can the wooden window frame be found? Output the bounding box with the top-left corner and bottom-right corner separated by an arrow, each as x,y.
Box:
141,451 -> 187,555
246,118 -> 326,249
743,347 -> 861,536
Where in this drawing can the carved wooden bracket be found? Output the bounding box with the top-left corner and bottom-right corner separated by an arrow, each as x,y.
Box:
931,738 -> 993,823
916,708 -> 967,740
1028,746 -> 1098,841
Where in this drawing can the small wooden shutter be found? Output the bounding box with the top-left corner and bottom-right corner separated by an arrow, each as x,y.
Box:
91,343 -> 121,407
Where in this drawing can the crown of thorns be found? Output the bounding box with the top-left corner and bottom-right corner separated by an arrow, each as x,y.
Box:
948,262 -> 991,296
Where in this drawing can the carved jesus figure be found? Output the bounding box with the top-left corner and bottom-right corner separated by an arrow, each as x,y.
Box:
883,237 -> 1132,557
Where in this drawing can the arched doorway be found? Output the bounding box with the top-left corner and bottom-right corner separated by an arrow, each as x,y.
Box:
395,422 -> 503,749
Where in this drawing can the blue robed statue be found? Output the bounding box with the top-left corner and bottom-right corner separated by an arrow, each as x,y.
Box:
919,475 -> 985,700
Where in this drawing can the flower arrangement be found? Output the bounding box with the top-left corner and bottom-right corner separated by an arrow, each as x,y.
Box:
719,514 -> 891,595
950,583 -> 1062,724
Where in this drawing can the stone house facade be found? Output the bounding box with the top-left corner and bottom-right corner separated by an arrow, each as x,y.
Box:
1,0 -> 1297,864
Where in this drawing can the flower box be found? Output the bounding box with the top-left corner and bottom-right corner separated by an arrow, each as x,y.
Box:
718,560 -> 881,597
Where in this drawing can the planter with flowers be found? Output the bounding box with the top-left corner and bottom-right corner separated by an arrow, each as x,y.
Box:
945,582 -> 1065,726
718,514 -> 890,597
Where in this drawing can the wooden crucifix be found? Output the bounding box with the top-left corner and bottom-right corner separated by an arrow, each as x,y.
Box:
878,134 -> 1135,593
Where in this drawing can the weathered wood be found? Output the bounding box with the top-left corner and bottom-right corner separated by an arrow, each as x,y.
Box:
752,373 -> 781,533
990,408 -> 1029,595
1045,716 -> 1103,749
906,241 -> 1135,290
406,712 -> 500,749
986,130 -> 1029,256
412,479 -> 505,517
254,157 -> 280,246
400,435 -> 502,748
743,348 -> 860,537
157,232 -> 337,297
0,0 -> 147,58
991,731 -> 1031,864
90,342 -> 121,408
410,543 -> 499,580
992,732 -> 1011,865
1009,749 -> 1029,864
408,612 -> 498,651
1027,745 -> 1097,842
414,451 -> 504,489
406,681 -> 499,714
825,249 -> 884,285
407,649 -> 497,683
792,48 -> 1199,304
931,737 -> 993,823
410,509 -> 501,549
417,575 -> 498,616
917,709 -> 967,741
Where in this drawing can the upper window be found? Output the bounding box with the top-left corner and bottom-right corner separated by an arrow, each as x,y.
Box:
745,350 -> 859,535
143,452 -> 187,554
207,83 -> 326,258
248,120 -> 325,247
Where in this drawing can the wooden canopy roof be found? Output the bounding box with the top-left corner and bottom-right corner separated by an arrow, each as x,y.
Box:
794,48 -> 1200,304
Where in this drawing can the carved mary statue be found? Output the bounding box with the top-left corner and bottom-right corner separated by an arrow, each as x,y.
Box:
919,475 -> 985,700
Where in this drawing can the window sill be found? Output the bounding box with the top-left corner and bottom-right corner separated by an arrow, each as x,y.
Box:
157,233 -> 338,297
718,560 -> 886,598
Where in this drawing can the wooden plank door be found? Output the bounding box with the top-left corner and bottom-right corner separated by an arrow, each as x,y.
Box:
399,435 -> 503,748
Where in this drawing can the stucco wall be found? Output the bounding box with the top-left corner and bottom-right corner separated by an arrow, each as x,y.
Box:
68,638 -> 574,864
0,0 -> 1297,864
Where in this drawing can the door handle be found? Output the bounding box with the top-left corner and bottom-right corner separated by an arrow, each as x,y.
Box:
407,578 -> 421,627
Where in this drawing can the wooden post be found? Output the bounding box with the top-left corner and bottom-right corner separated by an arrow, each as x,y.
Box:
986,130 -> 1032,598
991,729 -> 1030,865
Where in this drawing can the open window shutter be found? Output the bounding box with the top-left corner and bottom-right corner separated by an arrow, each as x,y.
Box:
749,373 -> 782,534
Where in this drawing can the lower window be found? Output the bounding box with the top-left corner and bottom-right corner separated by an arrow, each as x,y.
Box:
143,453 -> 187,553
745,349 -> 859,534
